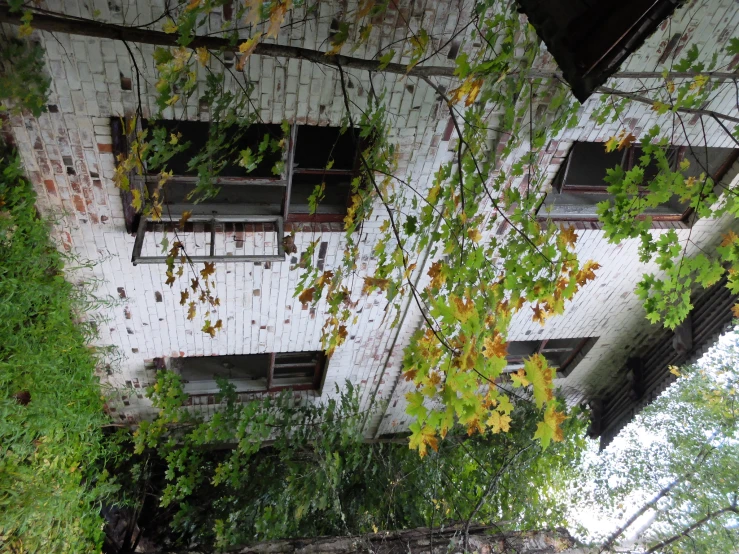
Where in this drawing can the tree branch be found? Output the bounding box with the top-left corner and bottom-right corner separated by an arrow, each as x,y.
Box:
645,506 -> 739,553
0,4 -> 456,79
597,86 -> 739,125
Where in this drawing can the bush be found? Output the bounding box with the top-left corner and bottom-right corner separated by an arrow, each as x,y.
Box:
0,148 -> 115,552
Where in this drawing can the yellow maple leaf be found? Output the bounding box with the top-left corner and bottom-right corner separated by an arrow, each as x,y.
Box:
525,354 -> 554,408
487,411 -> 511,434
266,1 -> 290,38
668,365 -> 682,377
200,262 -> 216,279
604,136 -> 619,153
543,404 -> 567,442
186,0 -> 201,10
467,228 -> 482,243
510,368 -> 530,388
409,425 -> 438,457
187,301 -> 197,320
464,79 -> 483,107
195,47 -> 210,67
559,225 -> 578,248
732,303 -> 739,318
482,332 -> 508,359
162,19 -> 178,34
178,210 -> 192,229
575,260 -> 601,288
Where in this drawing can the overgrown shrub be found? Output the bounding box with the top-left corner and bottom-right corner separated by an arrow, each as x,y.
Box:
0,148 -> 115,552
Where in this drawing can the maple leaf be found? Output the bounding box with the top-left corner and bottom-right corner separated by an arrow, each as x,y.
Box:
509,369 -> 530,388
733,303 -> 739,318
178,210 -> 192,229
266,1 -> 289,38
427,261 -> 446,289
617,132 -> 637,151
467,228 -> 482,243
497,394 -> 514,415
482,333 -> 508,359
202,320 -> 216,338
403,368 -> 418,382
165,270 -> 176,287
317,270 -> 334,287
185,0 -> 201,10
131,189 -> 142,212
200,262 -> 215,279
180,290 -> 189,306
535,404 -> 567,449
559,225 -> 578,248
191,278 -> 199,292
236,36 -> 260,71
721,231 -> 738,247
214,319 -> 223,331
451,295 -> 475,323
195,47 -> 209,67
575,260 -> 602,288
187,301 -> 197,320
363,276 -> 390,294
409,423 -> 438,457
487,411 -> 511,434
531,303 -> 547,326
464,79 -> 483,107
525,354 -> 554,408
298,287 -> 315,305
668,365 -> 682,377
604,136 -> 619,153
466,418 -> 484,436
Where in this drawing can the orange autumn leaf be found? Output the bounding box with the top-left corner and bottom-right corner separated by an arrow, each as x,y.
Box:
483,332 -> 508,359
575,260 -> 602,287
732,303 -> 739,318
721,231 -> 738,247
559,225 -> 578,248
298,287 -> 315,305
428,261 -> 446,289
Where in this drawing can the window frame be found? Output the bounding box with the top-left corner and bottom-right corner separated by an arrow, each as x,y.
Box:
539,142 -> 739,225
172,350 -> 327,397
112,118 -> 364,264
505,337 -> 595,377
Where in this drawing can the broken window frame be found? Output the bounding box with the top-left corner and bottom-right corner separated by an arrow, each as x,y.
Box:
112,118 -> 363,264
539,142 -> 739,224
171,350 -> 327,396
505,337 -> 596,377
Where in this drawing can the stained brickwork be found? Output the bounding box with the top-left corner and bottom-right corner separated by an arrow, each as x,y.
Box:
4,0 -> 739,438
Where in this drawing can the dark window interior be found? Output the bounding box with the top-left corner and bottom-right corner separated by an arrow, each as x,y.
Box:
293,126 -> 360,171
144,120 -> 283,178
170,351 -> 325,394
506,338 -> 592,375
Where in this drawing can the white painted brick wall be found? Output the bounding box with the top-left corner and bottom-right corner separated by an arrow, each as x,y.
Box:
4,0 -> 738,436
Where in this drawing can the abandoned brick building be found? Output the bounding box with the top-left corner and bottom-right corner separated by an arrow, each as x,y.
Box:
3,0 -> 739,448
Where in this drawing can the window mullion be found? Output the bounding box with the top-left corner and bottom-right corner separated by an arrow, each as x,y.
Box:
267,352 -> 276,391
283,125 -> 298,220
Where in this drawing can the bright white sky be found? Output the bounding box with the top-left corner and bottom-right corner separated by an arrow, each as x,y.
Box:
569,328 -> 739,547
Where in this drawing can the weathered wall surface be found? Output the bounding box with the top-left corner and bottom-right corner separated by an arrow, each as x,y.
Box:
4,0 -> 738,436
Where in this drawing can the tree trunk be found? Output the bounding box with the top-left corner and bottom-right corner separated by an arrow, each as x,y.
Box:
218,525 -> 596,554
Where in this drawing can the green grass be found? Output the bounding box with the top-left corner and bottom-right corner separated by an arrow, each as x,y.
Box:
0,148 -> 115,552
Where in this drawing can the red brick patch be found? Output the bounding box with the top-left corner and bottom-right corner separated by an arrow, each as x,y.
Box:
43,179 -> 57,196
72,194 -> 86,214
97,143 -> 113,153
